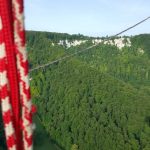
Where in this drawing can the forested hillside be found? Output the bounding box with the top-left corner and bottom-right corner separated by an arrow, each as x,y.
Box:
28,31 -> 150,150
31,60 -> 150,150
0,31 -> 150,150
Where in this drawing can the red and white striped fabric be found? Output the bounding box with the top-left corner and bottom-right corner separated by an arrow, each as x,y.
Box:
0,0 -> 33,150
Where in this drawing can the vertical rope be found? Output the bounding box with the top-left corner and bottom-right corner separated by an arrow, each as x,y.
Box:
0,0 -> 33,149
0,0 -> 21,149
0,15 -> 17,150
12,0 -> 33,149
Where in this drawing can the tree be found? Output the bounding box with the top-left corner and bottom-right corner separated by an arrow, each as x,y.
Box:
71,144 -> 78,150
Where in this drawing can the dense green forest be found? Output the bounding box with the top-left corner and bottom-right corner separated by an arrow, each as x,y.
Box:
0,31 -> 150,150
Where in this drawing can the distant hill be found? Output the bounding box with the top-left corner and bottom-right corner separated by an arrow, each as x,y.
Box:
27,31 -> 150,88
26,31 -> 92,44
131,34 -> 150,57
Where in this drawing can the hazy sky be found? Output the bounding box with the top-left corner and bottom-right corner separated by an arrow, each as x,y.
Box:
24,0 -> 150,37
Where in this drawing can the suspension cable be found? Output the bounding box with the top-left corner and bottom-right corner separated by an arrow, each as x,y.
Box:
29,16 -> 150,72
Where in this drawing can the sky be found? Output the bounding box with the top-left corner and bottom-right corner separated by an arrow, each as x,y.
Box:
24,0 -> 150,37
